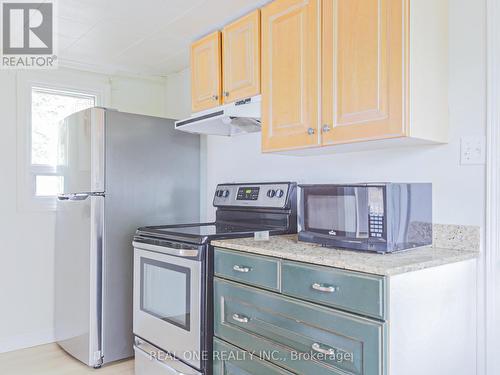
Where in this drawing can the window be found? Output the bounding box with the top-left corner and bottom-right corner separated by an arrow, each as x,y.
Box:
16,73 -> 109,212
30,87 -> 96,197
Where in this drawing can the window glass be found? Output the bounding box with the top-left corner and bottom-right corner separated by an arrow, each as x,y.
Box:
31,88 -> 95,166
35,175 -> 64,196
30,88 -> 95,196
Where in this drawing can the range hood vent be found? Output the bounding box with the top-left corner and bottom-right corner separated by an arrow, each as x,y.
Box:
175,95 -> 261,136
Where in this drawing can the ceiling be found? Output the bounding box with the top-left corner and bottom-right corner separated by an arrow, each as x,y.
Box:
55,0 -> 270,77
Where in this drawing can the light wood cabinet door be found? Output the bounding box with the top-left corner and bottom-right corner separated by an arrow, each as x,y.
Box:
191,31 -> 222,112
222,10 -> 261,104
261,0 -> 321,152
322,0 -> 407,145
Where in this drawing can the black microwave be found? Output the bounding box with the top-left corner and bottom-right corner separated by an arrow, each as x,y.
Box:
298,183 -> 432,253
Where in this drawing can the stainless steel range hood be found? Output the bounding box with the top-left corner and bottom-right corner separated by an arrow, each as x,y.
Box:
174,95 -> 261,136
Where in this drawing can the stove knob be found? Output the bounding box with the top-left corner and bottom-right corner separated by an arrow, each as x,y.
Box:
276,189 -> 285,198
222,190 -> 230,198
216,190 -> 222,198
267,189 -> 276,198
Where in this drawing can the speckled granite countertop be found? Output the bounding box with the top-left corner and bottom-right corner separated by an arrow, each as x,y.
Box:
211,225 -> 480,276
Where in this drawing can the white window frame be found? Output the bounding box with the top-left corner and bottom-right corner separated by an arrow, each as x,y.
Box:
17,71 -> 110,211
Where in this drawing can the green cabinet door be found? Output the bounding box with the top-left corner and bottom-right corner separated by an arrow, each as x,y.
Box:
281,261 -> 386,319
214,278 -> 387,375
214,248 -> 280,291
213,338 -> 294,375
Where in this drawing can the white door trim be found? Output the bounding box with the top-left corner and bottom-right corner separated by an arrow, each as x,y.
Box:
485,0 -> 500,373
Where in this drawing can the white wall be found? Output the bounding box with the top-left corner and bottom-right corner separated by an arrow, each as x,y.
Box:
111,75 -> 166,117
165,68 -> 208,220
166,0 -> 486,228
165,68 -> 191,120
0,68 -> 167,353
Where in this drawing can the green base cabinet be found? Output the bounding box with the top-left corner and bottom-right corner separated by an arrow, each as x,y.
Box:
212,247 -> 478,375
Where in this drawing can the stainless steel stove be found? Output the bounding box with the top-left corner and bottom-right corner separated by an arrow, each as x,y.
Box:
132,182 -> 297,375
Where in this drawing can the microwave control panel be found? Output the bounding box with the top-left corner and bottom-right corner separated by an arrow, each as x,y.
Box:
368,187 -> 385,238
214,183 -> 292,208
369,214 -> 385,238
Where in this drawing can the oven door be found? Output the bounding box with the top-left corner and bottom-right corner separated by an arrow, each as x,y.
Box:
133,241 -> 202,370
299,185 -> 370,244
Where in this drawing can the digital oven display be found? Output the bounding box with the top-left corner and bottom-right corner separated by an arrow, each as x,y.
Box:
236,187 -> 260,201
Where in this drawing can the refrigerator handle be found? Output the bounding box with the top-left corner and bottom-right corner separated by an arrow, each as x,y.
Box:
57,193 -> 91,201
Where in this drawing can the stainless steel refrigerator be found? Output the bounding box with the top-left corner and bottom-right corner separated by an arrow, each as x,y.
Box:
54,108 -> 200,368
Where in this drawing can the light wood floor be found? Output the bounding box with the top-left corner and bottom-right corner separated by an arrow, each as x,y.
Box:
0,344 -> 134,375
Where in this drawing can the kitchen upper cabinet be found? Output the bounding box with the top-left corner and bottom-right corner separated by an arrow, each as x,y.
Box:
322,0 -> 405,145
222,10 -> 261,104
262,0 -> 449,153
191,31 -> 222,112
261,0 -> 321,152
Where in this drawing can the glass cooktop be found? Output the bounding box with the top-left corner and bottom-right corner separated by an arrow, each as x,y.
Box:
136,222 -> 281,245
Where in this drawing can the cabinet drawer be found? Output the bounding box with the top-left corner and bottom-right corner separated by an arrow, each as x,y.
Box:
214,248 -> 280,291
213,338 -> 292,375
282,261 -> 386,319
214,278 -> 386,375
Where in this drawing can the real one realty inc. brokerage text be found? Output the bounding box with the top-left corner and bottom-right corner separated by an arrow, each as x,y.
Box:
149,349 -> 355,364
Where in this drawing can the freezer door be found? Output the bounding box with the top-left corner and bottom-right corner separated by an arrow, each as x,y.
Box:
54,194 -> 104,367
60,107 -> 105,194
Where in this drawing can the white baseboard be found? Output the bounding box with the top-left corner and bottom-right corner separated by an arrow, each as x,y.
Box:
0,331 -> 55,354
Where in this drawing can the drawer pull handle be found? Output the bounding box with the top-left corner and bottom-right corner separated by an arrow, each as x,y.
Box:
312,283 -> 338,293
232,313 -> 249,323
233,265 -> 251,273
311,342 -> 335,356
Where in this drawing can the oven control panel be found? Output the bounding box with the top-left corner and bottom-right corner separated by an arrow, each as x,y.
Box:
214,183 -> 294,208
236,186 -> 260,201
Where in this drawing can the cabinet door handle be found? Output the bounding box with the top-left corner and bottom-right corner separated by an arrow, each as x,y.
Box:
307,127 -> 315,135
223,91 -> 230,97
233,265 -> 251,273
322,124 -> 331,133
232,313 -> 249,323
212,94 -> 219,101
311,283 -> 338,293
311,342 -> 335,356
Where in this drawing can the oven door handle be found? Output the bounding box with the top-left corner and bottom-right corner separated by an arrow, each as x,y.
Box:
134,338 -> 202,375
133,241 -> 200,258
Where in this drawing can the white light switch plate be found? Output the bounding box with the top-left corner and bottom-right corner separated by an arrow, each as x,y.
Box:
460,136 -> 486,165
254,231 -> 270,241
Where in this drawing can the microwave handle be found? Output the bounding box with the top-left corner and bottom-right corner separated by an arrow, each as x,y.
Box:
355,188 -> 360,237
355,187 -> 370,239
